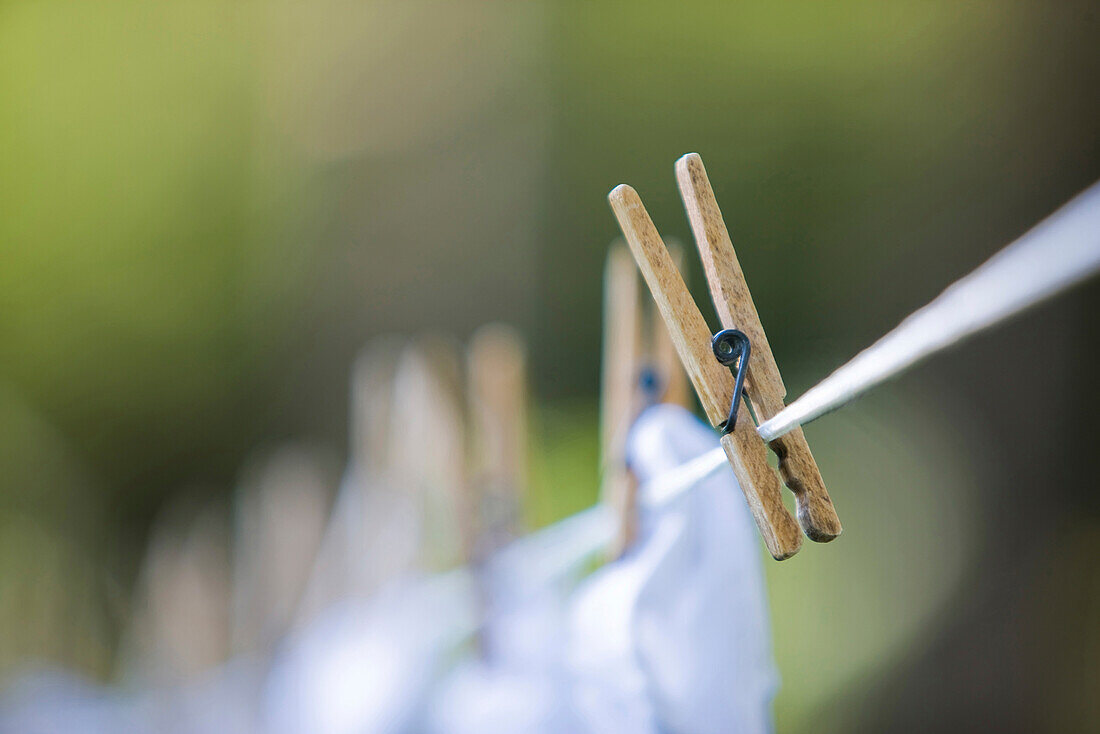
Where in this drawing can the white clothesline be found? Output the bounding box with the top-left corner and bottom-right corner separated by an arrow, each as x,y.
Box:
758,179 -> 1100,441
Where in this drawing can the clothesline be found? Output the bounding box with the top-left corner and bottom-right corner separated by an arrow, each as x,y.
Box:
758,179 -> 1100,441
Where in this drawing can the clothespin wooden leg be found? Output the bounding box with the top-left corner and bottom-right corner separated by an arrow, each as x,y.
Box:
609,184 -> 802,560
676,153 -> 841,542
720,402 -> 802,558
652,242 -> 694,410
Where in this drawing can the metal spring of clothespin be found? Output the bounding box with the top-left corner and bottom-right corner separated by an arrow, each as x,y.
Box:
711,329 -> 751,434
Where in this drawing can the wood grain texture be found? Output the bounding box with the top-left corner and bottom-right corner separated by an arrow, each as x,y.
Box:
653,242 -> 694,410
609,183 -> 801,560
676,153 -> 842,542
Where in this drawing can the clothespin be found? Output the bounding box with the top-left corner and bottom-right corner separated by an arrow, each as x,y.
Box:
600,244 -> 642,557
600,242 -> 694,557
467,323 -> 529,555
609,154 -> 841,559
652,242 -> 694,411
123,494 -> 231,681
350,336 -> 405,475
232,446 -> 331,654
391,337 -> 475,569
295,339 -> 416,625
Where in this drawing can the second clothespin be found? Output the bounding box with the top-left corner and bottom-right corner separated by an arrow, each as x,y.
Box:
467,323 -> 529,557
608,153 -> 841,560
600,242 -> 693,557
599,245 -> 643,557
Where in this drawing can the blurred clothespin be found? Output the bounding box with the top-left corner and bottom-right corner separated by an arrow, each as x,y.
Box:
350,336 -> 406,476
391,337 -> 475,570
608,153 -> 841,560
651,241 -> 694,411
467,324 -> 529,558
232,446 -> 331,654
600,243 -> 693,557
122,494 -> 231,682
600,245 -> 642,558
295,339 -> 414,625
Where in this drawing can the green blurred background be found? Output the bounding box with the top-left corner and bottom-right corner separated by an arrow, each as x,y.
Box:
1,1 -> 1098,731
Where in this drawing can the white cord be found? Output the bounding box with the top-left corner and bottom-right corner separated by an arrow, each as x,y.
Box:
757,180 -> 1100,442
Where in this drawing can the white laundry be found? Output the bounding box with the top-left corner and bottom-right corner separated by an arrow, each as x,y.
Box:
296,466 -> 423,624
0,406 -> 777,734
0,671 -> 145,734
425,659 -> 578,734
263,574 -> 473,734
158,659 -> 265,734
0,659 -> 268,734
567,403 -> 779,734
424,573 -> 580,734
426,404 -> 778,734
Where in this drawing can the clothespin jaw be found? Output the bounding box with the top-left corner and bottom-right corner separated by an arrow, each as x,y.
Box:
675,153 -> 841,542
608,184 -> 803,560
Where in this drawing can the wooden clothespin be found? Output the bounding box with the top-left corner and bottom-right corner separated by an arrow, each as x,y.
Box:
609,154 -> 841,559
651,242 -> 693,411
600,242 -> 694,557
123,494 -> 231,681
467,323 -> 529,556
296,339 -> 409,625
232,446 -> 331,653
391,337 -> 475,569
350,336 -> 405,476
676,153 -> 840,542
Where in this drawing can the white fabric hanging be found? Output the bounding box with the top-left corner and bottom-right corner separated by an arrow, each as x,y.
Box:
567,404 -> 779,734
296,465 -> 424,624
0,671 -> 142,734
262,575 -> 473,734
425,660 -> 579,734
0,661 -> 265,734
1,406 -> 777,734
425,404 -> 779,734
423,572 -> 581,734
